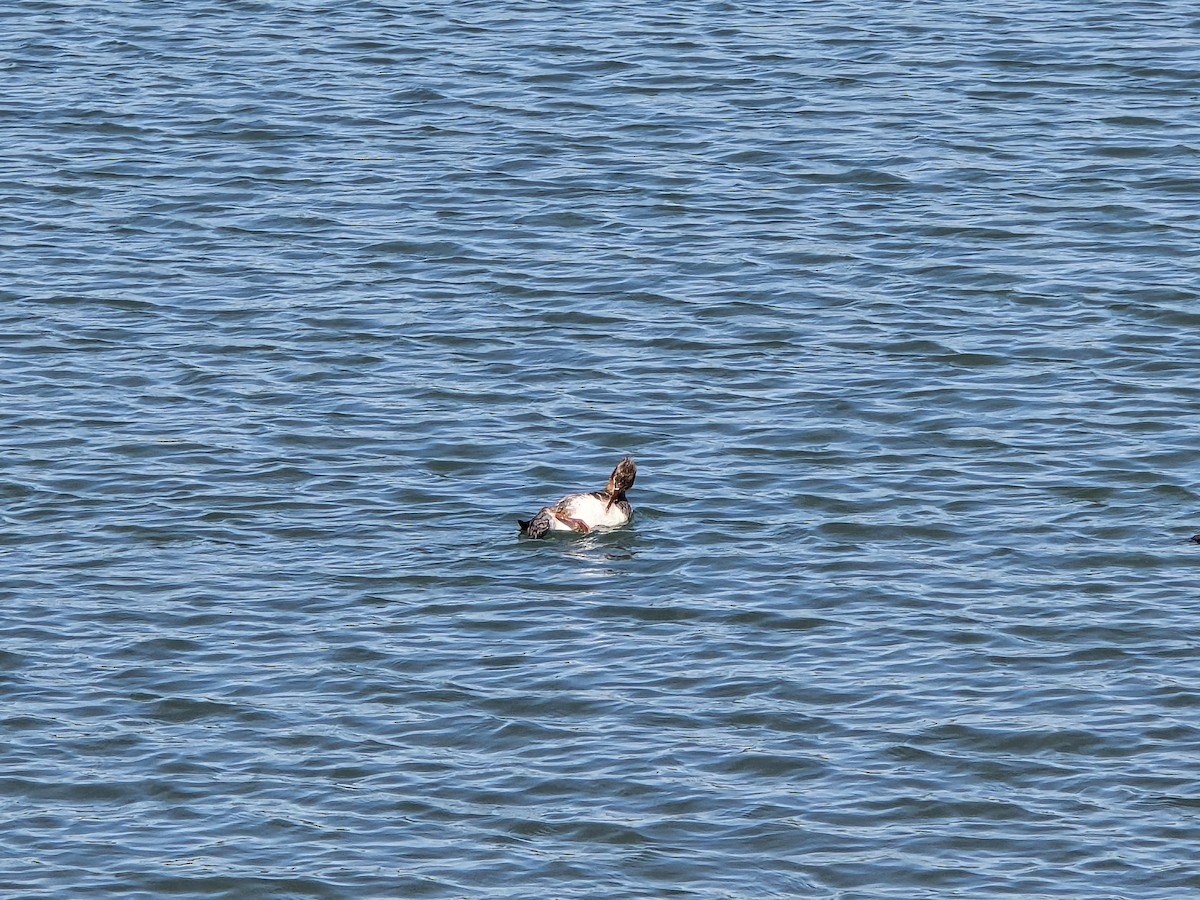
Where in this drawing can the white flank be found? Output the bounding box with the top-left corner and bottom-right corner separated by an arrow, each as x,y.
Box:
553,492 -> 631,532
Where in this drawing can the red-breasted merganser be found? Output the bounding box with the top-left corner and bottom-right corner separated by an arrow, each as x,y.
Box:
519,456 -> 637,538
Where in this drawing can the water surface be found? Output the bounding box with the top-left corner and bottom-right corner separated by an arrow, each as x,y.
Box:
3,1 -> 1200,896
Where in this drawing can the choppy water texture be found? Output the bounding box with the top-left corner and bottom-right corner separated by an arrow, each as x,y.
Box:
4,1 -> 1200,896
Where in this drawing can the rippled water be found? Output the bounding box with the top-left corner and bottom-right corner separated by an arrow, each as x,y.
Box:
4,1 -> 1200,896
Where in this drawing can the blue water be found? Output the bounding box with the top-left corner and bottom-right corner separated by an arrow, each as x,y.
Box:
4,1 -> 1200,896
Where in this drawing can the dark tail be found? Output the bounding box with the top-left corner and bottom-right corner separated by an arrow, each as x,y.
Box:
518,510 -> 551,538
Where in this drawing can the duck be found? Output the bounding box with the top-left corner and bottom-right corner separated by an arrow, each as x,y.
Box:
519,456 -> 637,538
